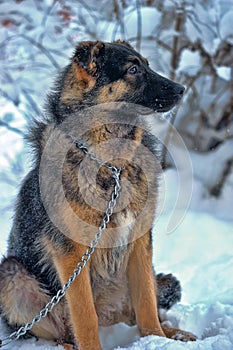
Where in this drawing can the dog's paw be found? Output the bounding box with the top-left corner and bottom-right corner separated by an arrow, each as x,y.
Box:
57,341 -> 77,350
171,330 -> 197,342
162,324 -> 197,342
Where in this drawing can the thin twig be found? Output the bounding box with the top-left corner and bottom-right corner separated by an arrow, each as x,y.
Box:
170,5 -> 184,80
126,35 -> 172,51
0,120 -> 24,136
0,88 -> 19,105
21,88 -> 41,116
20,34 -> 60,69
210,158 -> 233,197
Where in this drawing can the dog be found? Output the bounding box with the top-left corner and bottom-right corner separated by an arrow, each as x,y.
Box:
0,40 -> 196,349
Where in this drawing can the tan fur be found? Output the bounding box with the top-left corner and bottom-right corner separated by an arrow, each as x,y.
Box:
74,65 -> 96,91
128,234 -> 165,337
52,243 -> 101,350
97,80 -> 129,104
60,62 -> 96,104
61,66 -> 84,103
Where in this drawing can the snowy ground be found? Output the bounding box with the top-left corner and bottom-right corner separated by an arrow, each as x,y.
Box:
0,166 -> 233,349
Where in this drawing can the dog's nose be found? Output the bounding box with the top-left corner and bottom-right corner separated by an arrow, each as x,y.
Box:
176,84 -> 185,96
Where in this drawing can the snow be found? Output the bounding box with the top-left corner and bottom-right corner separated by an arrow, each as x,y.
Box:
124,7 -> 161,40
219,11 -> 233,41
155,211 -> 233,305
215,66 -> 232,81
178,50 -> 201,76
185,1 -> 218,54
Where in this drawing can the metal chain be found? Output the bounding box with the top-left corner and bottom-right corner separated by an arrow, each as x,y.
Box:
0,140 -> 122,348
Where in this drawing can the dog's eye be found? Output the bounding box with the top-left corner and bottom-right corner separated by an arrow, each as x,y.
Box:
128,65 -> 138,75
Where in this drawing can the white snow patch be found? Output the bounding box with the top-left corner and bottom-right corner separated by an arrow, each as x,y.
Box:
124,7 -> 161,39
216,66 -> 232,81
178,49 -> 201,76
219,11 -> 233,41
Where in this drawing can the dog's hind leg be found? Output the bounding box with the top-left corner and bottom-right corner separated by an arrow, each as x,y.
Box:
0,257 -> 73,345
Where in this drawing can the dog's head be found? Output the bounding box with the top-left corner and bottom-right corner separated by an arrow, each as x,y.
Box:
53,40 -> 184,120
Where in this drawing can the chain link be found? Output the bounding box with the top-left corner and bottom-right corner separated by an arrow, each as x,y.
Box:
0,140 -> 122,347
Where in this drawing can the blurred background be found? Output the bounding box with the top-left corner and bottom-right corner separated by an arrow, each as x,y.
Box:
0,0 -> 232,234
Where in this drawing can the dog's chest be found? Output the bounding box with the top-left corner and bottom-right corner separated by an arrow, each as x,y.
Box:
91,243 -> 131,273
90,244 -> 133,326
90,244 -> 132,290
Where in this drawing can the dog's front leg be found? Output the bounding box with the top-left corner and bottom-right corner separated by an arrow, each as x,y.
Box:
128,233 -> 165,338
53,243 -> 102,350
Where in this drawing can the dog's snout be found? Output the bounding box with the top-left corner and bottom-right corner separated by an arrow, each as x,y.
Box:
149,77 -> 186,112
161,81 -> 185,97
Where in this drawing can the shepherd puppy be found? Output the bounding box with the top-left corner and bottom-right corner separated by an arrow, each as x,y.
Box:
0,40 -> 196,349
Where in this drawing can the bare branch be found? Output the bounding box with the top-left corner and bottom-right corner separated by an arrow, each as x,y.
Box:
20,34 -> 60,69
136,0 -> 142,52
0,88 -> 19,106
21,88 -> 41,116
0,120 -> 24,136
127,35 -> 172,51
210,158 -> 233,197
170,5 -> 185,80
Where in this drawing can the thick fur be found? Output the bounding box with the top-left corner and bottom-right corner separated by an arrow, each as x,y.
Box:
0,41 -> 195,349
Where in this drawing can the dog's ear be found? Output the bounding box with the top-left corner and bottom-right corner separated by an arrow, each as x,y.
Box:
73,41 -> 105,75
113,40 -> 134,50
